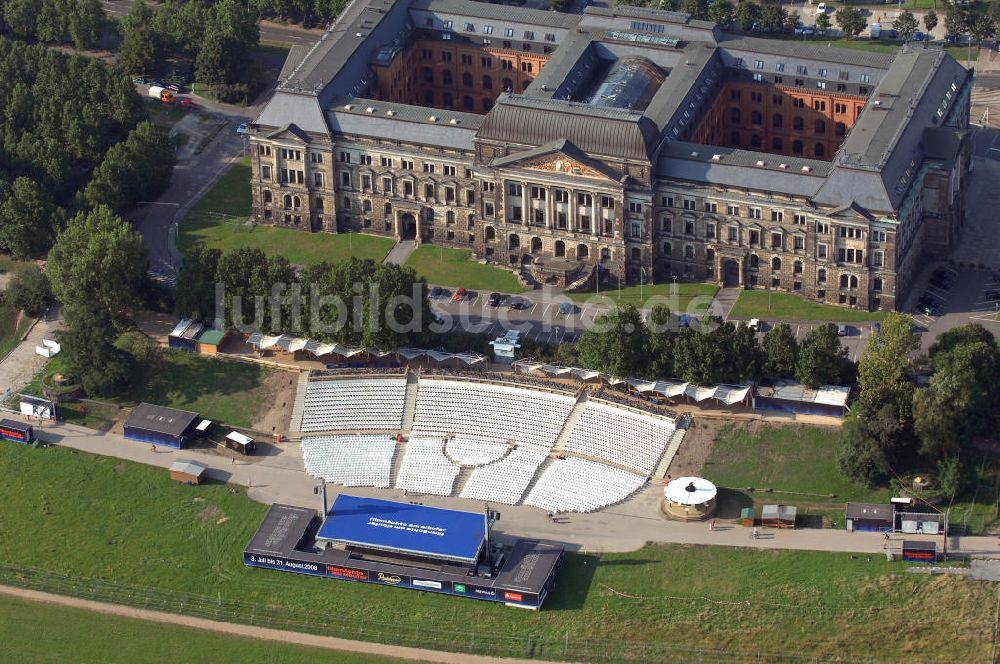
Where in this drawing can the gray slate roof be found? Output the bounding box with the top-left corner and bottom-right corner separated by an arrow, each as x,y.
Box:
328,99 -> 481,150
411,0 -> 580,29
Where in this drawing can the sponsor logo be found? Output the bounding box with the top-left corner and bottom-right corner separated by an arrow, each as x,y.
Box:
503,591 -> 523,602
376,572 -> 403,585
412,579 -> 442,589
327,566 -> 367,580
474,588 -> 495,597
453,583 -> 466,593
903,551 -> 935,561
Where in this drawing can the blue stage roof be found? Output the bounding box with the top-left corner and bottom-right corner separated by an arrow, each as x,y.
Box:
317,495 -> 487,564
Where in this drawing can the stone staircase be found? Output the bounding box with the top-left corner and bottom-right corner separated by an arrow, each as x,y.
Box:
288,370 -> 310,433
519,456 -> 557,502
551,392 -> 588,453
388,438 -> 408,488
401,372 -> 419,434
652,426 -> 688,480
452,464 -> 477,497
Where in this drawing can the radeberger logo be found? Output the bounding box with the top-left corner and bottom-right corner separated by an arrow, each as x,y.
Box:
377,572 -> 402,585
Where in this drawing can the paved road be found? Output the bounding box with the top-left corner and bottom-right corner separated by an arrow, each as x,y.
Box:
0,311 -> 62,404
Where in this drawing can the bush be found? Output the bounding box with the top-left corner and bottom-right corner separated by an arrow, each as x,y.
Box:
5,265 -> 53,317
115,330 -> 161,364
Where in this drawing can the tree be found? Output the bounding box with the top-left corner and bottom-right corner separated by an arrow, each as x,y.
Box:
196,0 -> 259,86
2,0 -> 37,40
59,303 -> 133,396
576,304 -> 650,378
760,4 -> 788,33
680,0 -> 709,21
646,304 -> 675,379
174,246 -> 222,322
855,312 -> 918,423
85,122 -> 175,212
837,410 -> 897,487
835,7 -> 866,38
673,318 -> 761,385
895,10 -> 919,41
761,323 -> 799,381
69,0 -> 106,50
924,9 -> 938,35
708,0 -> 735,28
118,0 -> 163,75
734,1 -> 761,31
944,6 -> 966,41
0,177 -> 60,258
968,10 -> 996,46
816,12 -> 831,33
5,265 -> 53,317
46,206 -> 148,316
796,323 -> 846,389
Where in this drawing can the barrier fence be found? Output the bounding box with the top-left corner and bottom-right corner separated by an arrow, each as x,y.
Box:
0,562 -> 900,663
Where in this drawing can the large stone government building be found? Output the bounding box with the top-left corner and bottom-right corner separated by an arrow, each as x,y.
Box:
249,0 -> 972,311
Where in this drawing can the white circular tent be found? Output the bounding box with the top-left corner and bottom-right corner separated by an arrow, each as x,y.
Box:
662,476 -> 718,521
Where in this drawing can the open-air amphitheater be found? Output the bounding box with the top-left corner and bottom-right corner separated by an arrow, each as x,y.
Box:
292,371 -> 689,514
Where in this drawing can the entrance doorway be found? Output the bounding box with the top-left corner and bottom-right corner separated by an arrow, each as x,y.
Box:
723,259 -> 740,287
399,213 -> 417,240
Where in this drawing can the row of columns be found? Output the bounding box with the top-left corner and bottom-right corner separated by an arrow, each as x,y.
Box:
506,179 -> 618,237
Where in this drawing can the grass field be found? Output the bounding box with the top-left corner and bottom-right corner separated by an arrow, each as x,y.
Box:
0,595 -> 412,664
404,246 -> 527,293
703,424 -> 889,524
178,158 -> 394,265
567,280 -> 718,312
128,350 -> 272,429
729,290 -> 889,322
0,443 -> 992,661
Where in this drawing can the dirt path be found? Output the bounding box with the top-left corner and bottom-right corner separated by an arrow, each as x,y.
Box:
0,585 -> 556,664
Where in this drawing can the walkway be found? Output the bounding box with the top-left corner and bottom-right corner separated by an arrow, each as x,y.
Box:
0,310 -> 61,400
711,286 -> 741,320
382,239 -> 418,266
25,418 -> 999,558
0,585 -> 547,664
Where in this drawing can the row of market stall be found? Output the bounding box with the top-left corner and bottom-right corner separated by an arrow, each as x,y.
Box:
245,333 -> 488,368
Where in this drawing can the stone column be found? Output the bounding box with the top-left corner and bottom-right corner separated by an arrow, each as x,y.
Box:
521,181 -> 528,226
544,186 -> 553,229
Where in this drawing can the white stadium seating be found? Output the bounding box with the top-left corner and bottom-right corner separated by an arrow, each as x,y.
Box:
301,434 -> 396,488
563,402 -> 675,474
459,447 -> 548,505
444,438 -> 509,466
524,457 -> 647,513
301,378 -> 406,431
411,379 -> 574,451
394,437 -> 460,496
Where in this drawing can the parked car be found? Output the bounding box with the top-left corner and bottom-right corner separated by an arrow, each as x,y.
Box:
678,314 -> 690,328
817,2 -> 827,13
452,287 -> 468,302
488,292 -> 503,306
921,302 -> 939,316
985,290 -> 1000,301
236,122 -> 250,135
165,83 -> 181,92
803,25 -> 816,36
836,324 -> 849,337
509,298 -> 529,310
913,31 -> 924,42
558,302 -> 573,316
179,99 -> 198,109
794,23 -> 804,35
430,286 -> 443,298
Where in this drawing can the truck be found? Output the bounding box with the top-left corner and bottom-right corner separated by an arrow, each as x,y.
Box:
149,86 -> 175,103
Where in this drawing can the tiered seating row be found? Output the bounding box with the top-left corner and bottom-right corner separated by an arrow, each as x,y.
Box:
459,448 -> 548,505
524,457 -> 647,513
445,438 -> 509,466
394,437 -> 459,496
301,378 -> 406,431
563,402 -> 675,474
301,434 -> 396,488
411,379 -> 574,451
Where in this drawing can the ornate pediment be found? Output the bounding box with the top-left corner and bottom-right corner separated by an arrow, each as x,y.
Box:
491,139 -> 624,183
525,155 -> 608,179
825,201 -> 875,222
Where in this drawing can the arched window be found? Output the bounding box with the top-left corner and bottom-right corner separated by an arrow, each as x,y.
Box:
555,240 -> 565,257
482,75 -> 493,89
793,260 -> 803,275
446,210 -> 455,224
793,116 -> 804,131
363,199 -> 372,212
442,69 -> 453,85
292,196 -> 301,209
342,196 -> 351,209
751,134 -> 762,149
684,244 -> 694,259
631,247 -> 641,261
835,122 -> 847,137
384,202 -> 392,216
601,247 -> 611,260
771,256 -> 781,271
818,268 -> 827,283
751,110 -> 762,125
873,277 -> 882,291
463,95 -> 474,110
706,248 -> 715,262
462,72 -> 473,87
502,78 -> 513,91
531,236 -> 542,253
771,137 -> 783,151
749,254 -> 759,269
486,226 -> 496,241
772,113 -> 783,128
839,274 -> 849,288
283,194 -> 292,209
577,244 -> 589,259
815,119 -> 826,134
730,108 -> 741,123
663,241 -> 672,256
850,275 -> 859,289
423,67 -> 433,83
792,140 -> 803,154
263,190 -> 272,204
509,234 -> 520,250
467,214 -> 475,229
815,143 -> 825,158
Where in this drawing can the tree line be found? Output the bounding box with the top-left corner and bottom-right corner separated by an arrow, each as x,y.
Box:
838,315 -> 999,498
0,0 -> 105,49
0,37 -> 173,259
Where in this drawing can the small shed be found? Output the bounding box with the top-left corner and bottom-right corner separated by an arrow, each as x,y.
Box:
123,403 -> 200,449
739,507 -> 754,527
169,459 -> 208,485
761,504 -> 797,529
901,540 -> 937,563
19,394 -> 55,420
194,328 -> 228,355
845,502 -> 894,533
225,430 -> 255,455
168,319 -> 204,352
899,512 -> 941,535
0,418 -> 34,444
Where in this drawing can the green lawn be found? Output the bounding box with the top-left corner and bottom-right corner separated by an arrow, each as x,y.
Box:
126,350 -> 272,429
0,443 -> 992,661
0,595 -> 412,664
178,158 -> 394,266
567,280 -> 718,312
703,424 -> 890,525
404,245 -> 526,293
729,290 -> 889,322
0,254 -> 30,274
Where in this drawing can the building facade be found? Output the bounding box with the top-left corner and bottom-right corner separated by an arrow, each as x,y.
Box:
248,0 -> 972,311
